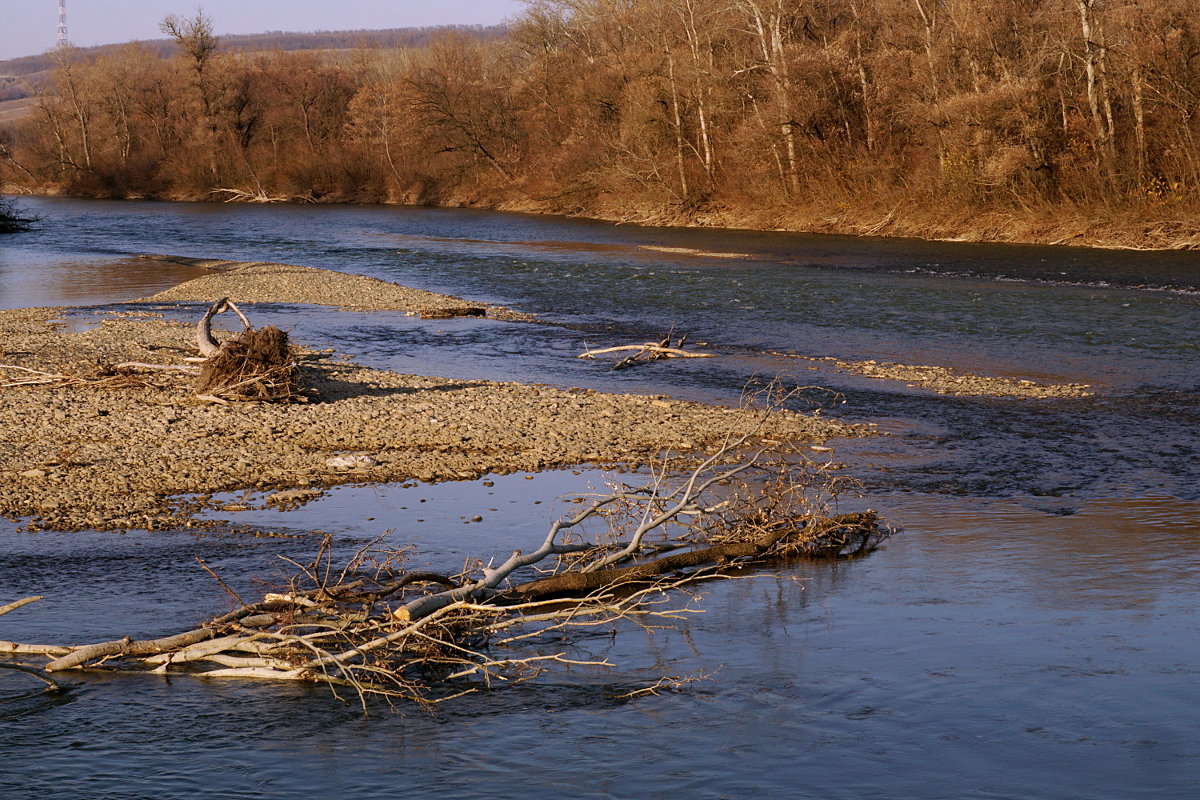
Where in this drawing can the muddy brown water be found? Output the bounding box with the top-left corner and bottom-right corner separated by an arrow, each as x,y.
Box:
1,197 -> 1199,798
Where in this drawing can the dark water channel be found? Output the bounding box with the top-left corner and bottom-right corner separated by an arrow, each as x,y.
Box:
2,197 -> 1199,798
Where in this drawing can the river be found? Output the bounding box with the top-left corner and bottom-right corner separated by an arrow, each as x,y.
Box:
2,197 -> 1198,798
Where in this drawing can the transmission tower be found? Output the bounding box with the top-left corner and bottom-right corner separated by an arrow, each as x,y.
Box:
57,0 -> 69,48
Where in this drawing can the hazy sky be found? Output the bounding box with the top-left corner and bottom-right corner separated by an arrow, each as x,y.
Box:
0,0 -> 527,61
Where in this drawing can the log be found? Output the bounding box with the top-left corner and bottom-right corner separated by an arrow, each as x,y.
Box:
500,519 -> 800,602
46,637 -> 133,671
44,613 -> 280,671
2,409 -> 889,703
502,512 -> 879,602
0,641 -> 72,656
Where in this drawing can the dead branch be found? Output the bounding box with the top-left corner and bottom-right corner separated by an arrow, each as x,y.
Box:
0,365 -> 75,388
1,364 -> 167,391
499,512 -> 877,603
580,344 -> 715,359
196,297 -> 252,358
0,596 -> 43,617
208,187 -> 291,204
0,641 -> 72,657
0,662 -> 63,693
1,392 -> 888,705
579,332 -> 715,370
113,362 -> 201,373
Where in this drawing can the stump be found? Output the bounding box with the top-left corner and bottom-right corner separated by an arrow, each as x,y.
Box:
195,326 -> 301,402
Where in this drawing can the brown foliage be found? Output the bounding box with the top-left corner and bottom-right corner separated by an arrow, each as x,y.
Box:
4,1 -> 1199,240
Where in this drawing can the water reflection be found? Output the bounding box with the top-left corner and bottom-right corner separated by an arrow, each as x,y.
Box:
879,494 -> 1200,611
2,197 -> 1199,797
5,485 -> 1197,798
0,251 -> 211,309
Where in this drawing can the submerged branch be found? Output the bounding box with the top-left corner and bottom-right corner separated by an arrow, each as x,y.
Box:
2,388 -> 888,705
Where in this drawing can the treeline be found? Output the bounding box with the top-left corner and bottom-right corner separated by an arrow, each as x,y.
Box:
3,1 -> 1199,245
0,26 -> 505,106
0,77 -> 27,102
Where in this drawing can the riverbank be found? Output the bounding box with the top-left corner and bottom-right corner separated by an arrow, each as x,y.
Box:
3,185 -> 1197,800
134,256 -> 536,320
137,256 -> 1100,400
2,253 -> 1106,533
571,197 -> 1200,252
7,185 -> 1200,252
0,304 -> 860,532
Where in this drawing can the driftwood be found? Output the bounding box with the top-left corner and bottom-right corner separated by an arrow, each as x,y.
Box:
0,597 -> 65,696
208,187 -> 292,204
0,365 -> 161,390
196,297 -> 252,357
2,299 -> 301,402
500,512 -> 877,602
0,595 -> 43,617
195,324 -> 301,402
0,661 -> 63,694
191,297 -> 302,401
0,197 -> 33,233
0,409 -> 888,707
579,332 -> 715,370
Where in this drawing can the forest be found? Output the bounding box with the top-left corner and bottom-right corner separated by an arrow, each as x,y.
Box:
2,0 -> 1198,247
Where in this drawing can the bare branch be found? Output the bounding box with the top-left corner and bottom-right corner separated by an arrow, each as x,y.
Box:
0,596 -> 43,617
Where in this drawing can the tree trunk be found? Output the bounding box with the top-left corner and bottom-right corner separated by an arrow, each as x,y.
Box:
1076,0 -> 1116,186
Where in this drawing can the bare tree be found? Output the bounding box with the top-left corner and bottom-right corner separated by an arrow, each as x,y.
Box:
161,9 -> 222,181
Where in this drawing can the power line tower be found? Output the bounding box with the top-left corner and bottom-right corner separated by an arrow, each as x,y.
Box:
57,0 -> 69,48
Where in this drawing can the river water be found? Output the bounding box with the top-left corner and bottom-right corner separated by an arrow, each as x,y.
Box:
1,197 -> 1199,798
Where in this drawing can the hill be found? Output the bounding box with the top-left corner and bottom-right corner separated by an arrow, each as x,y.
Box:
0,24 -> 507,118
0,24 -> 505,76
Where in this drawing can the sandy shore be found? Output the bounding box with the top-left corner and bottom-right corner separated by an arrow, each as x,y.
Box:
768,351 -> 1093,399
136,256 -> 535,320
3,257 -> 1096,532
1,302 -> 858,532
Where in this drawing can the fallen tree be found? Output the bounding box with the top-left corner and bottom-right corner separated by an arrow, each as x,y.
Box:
0,417 -> 888,708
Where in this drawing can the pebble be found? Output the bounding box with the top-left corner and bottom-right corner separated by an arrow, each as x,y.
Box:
0,305 -> 857,531
325,454 -> 378,470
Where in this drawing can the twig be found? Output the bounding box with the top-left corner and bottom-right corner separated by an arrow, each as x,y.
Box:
196,556 -> 249,609
578,344 -> 715,358
0,662 -> 63,692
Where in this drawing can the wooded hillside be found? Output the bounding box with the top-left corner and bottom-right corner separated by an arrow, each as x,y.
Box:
3,1 -> 1198,248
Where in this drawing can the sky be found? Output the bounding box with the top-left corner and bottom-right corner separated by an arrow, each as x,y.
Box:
0,0 -> 527,61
